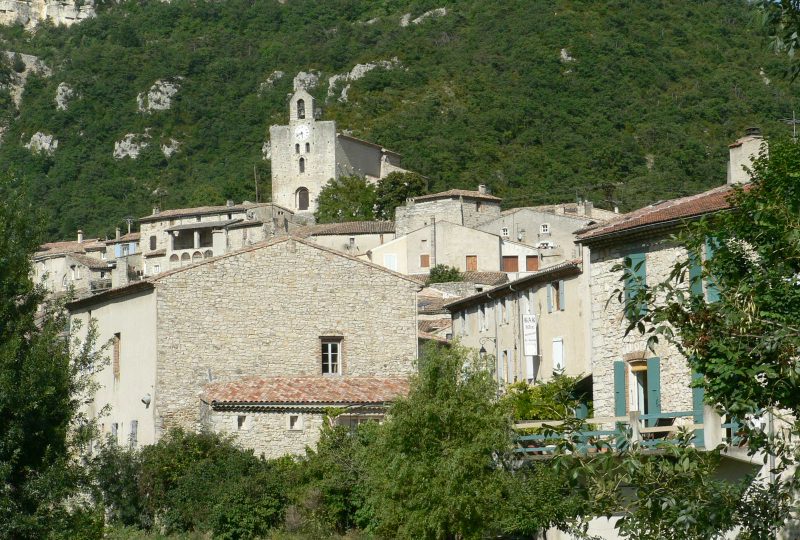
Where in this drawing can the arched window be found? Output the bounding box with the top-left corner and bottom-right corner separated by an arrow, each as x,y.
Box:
169,254 -> 179,268
299,157 -> 305,173
296,187 -> 309,211
295,143 -> 300,154
305,142 -> 310,152
297,99 -> 305,119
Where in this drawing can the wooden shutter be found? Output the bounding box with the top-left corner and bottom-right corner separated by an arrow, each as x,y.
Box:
704,238 -> 720,302
614,361 -> 627,417
546,283 -> 553,313
502,256 -> 518,272
420,254 -> 430,268
466,255 -> 478,271
558,279 -> 566,311
688,251 -> 703,297
526,256 -> 539,271
646,357 -> 661,426
692,370 -> 705,447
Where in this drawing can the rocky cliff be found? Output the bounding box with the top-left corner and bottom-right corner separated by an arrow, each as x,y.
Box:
0,0 -> 94,28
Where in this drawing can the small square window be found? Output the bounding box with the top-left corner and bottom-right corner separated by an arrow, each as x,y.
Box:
540,223 -> 550,234
288,414 -> 303,431
321,338 -> 342,375
501,227 -> 509,237
237,415 -> 246,430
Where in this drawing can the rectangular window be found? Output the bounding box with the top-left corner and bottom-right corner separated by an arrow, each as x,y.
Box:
479,305 -> 486,331
129,420 -> 138,450
321,338 -> 342,375
237,415 -> 246,430
349,237 -> 356,248
101,252 -> 107,260
547,281 -> 565,312
112,333 -> 121,381
153,264 -> 161,274
111,422 -> 118,443
526,256 -> 539,272
288,414 -> 304,431
552,337 -> 564,372
459,312 -> 467,336
501,227 -> 509,237
501,256 -> 519,272
149,235 -> 157,251
420,254 -> 430,268
383,254 -> 398,271
121,244 -> 130,256
466,255 -> 478,271
540,223 -> 550,234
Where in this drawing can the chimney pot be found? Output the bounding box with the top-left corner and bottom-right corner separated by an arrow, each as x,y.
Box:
152,206 -> 160,215
77,230 -> 84,243
226,200 -> 235,207
478,184 -> 487,195
115,227 -> 121,240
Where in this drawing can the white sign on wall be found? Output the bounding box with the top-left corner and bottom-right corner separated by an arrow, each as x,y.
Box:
522,314 -> 538,357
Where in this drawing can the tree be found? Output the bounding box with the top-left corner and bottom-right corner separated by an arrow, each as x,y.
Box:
362,343 -> 514,539
374,171 -> 427,220
0,188 -> 104,538
314,175 -> 377,224
426,264 -> 462,284
756,0 -> 800,80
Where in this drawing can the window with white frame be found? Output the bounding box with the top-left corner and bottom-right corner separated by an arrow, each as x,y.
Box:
287,414 -> 304,431
321,338 -> 342,375
501,227 -> 509,237
552,337 -> 564,372
540,223 -> 550,234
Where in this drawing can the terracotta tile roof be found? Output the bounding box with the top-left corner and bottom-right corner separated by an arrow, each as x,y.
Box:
106,232 -> 141,244
418,330 -> 448,343
37,238 -> 103,256
577,185 -> 736,243
418,318 -> 452,333
69,253 -> 111,271
412,189 -> 502,203
501,204 -> 618,222
418,295 -> 453,315
139,202 -> 281,223
295,221 -> 395,237
462,271 -> 508,286
203,376 -> 410,405
144,248 -> 166,258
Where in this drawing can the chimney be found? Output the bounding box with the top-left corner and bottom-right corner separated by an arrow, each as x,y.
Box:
613,204 -> 620,214
584,201 -> 593,217
226,199 -> 235,207
727,127 -> 765,185
152,206 -> 160,215
77,230 -> 84,243
478,184 -> 487,195
115,227 -> 121,240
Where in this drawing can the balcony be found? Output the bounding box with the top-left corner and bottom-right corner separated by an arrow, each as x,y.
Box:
90,278 -> 112,292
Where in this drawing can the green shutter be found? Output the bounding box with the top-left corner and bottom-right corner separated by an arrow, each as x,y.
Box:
646,357 -> 661,427
688,252 -> 703,297
558,279 -> 566,311
614,361 -> 626,417
692,371 -> 705,447
546,283 -> 553,313
705,238 -> 720,303
625,253 -> 647,316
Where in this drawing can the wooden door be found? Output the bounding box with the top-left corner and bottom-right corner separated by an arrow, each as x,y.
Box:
465,255 -> 478,271
502,256 -> 519,272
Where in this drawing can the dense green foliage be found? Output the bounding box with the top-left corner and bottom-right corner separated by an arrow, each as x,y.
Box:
0,0 -> 797,239
375,171 -> 427,220
425,263 -> 462,283
0,186 -> 104,538
314,175 -> 377,223
503,375 -> 587,421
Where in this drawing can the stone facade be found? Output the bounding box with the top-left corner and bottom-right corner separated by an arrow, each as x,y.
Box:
269,89 -> 406,215
586,236 -> 694,419
394,192 -> 502,236
152,238 -> 419,435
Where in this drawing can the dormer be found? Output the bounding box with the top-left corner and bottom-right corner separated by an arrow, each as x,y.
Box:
290,89 -> 315,123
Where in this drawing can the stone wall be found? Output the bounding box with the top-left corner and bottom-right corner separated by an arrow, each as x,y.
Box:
201,405 -> 325,459
395,199 -> 464,236
153,238 -> 419,436
588,237 -> 693,419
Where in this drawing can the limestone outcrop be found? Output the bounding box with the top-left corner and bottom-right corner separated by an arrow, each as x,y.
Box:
258,70 -> 284,95
55,82 -> 74,111
412,7 -> 447,25
24,131 -> 57,155
137,79 -> 182,113
2,51 -> 51,108
161,138 -> 180,158
293,71 -> 319,91
262,140 -> 271,161
0,0 -> 95,29
327,58 -> 401,101
113,132 -> 150,159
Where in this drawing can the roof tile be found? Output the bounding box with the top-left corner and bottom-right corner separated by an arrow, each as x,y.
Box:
412,189 -> 501,203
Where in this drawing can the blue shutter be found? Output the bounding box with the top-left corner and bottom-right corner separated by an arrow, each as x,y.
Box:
646,357 -> 661,427
575,402 -> 588,420
614,361 -> 626,417
558,280 -> 566,311
546,283 -> 553,313
688,252 -> 703,298
115,244 -> 122,258
692,371 -> 705,447
705,238 -> 720,303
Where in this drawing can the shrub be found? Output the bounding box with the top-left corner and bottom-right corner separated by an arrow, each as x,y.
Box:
426,264 -> 463,284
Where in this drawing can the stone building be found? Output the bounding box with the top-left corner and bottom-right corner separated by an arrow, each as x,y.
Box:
269,89 -> 407,216
447,261 -> 588,385
68,236 -> 420,456
394,185 -> 502,236
578,130 -> 762,422
34,231 -> 111,295
294,220 -> 396,257
137,201 -> 296,277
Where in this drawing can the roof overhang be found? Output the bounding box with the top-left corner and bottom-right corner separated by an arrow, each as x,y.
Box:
165,219 -> 242,232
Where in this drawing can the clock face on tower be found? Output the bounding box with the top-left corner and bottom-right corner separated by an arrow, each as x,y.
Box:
294,125 -> 310,141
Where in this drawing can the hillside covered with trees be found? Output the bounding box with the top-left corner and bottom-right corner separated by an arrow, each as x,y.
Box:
0,0 -> 797,239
